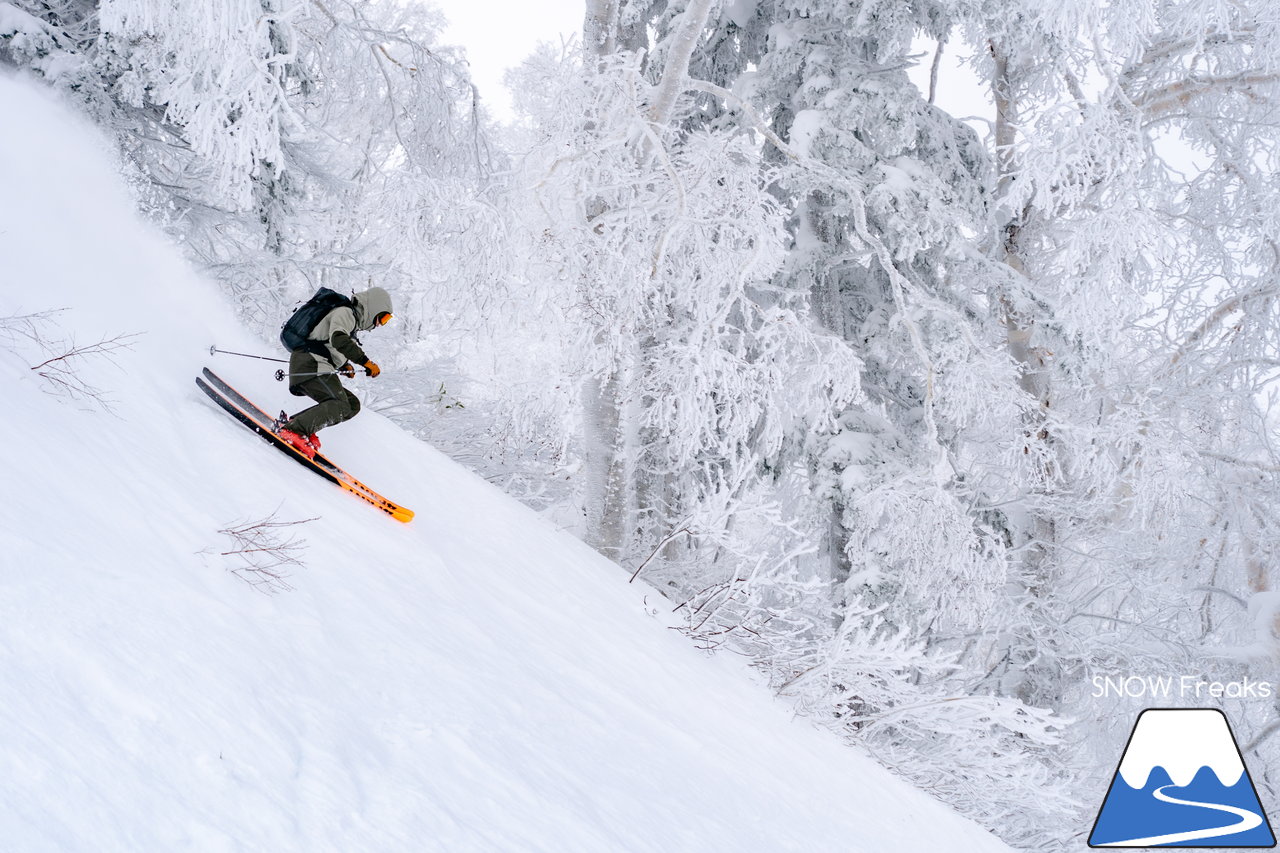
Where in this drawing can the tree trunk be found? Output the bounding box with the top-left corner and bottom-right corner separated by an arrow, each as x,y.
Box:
583,0 -> 619,64
991,41 -> 1057,592
577,0 -> 715,563
581,371 -> 626,557
987,42 -> 1065,708
576,1 -> 624,557
646,0 -> 715,127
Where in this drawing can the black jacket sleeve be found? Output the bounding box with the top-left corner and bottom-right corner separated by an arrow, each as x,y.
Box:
330,330 -> 369,366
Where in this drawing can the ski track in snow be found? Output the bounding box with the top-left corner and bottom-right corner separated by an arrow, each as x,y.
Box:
1096,785 -> 1263,848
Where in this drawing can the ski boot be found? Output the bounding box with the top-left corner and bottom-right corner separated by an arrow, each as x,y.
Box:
277,427 -> 318,460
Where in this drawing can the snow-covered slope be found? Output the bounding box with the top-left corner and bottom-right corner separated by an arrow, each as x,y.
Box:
0,73 -> 1013,853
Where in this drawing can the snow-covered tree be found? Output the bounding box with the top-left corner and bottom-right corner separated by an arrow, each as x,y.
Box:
1,0 -> 489,338
515,0 -> 1280,846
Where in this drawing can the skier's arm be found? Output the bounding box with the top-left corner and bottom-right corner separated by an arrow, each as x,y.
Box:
329,330 -> 370,367
330,326 -> 371,363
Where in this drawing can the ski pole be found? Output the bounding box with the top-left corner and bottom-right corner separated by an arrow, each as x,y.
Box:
209,345 -> 289,364
274,369 -> 369,381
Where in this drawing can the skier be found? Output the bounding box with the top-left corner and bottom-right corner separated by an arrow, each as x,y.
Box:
276,286 -> 393,458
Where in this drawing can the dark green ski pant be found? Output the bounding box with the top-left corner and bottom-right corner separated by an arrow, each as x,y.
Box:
283,373 -> 360,436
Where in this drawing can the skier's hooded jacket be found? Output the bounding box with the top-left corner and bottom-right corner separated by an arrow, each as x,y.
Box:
287,286 -> 393,394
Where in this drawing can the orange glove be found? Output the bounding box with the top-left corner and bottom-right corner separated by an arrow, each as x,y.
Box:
364,361 -> 381,378
338,362 -> 356,378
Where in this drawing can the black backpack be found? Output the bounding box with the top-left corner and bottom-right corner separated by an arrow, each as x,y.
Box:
280,287 -> 354,353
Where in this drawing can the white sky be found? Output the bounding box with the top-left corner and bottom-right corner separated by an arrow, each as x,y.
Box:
432,0 -> 585,121
905,37 -> 995,140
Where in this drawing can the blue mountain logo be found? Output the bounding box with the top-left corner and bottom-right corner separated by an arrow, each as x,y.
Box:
1090,708 -> 1276,847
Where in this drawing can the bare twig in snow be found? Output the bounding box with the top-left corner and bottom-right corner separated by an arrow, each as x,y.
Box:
213,511 -> 318,593
1,309 -> 141,411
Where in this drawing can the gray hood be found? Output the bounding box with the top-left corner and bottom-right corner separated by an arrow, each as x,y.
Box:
353,287 -> 393,331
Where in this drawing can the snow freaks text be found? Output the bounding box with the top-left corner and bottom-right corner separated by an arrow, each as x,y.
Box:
1092,675 -> 1274,701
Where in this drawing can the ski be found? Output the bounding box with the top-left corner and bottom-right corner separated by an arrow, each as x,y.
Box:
201,368 -> 406,512
196,369 -> 414,523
